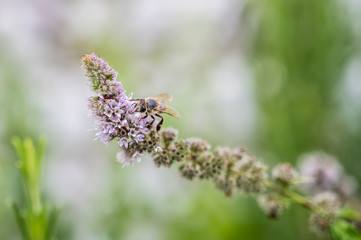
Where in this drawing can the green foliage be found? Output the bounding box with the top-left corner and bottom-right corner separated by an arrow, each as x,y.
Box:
241,0 -> 360,239
243,0 -> 355,161
10,137 -> 60,240
330,220 -> 361,240
330,207 -> 361,240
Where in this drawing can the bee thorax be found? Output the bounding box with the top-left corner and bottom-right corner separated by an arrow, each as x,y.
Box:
147,99 -> 157,110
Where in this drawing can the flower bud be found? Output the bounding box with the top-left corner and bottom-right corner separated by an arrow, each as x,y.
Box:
309,192 -> 341,232
258,194 -> 283,219
272,163 -> 298,186
214,146 -> 232,159
232,147 -> 247,160
179,162 -> 199,180
298,152 -> 342,193
215,176 -> 234,197
161,128 -> 178,146
185,138 -> 211,153
236,157 -> 268,193
198,151 -> 219,179
81,54 -> 118,95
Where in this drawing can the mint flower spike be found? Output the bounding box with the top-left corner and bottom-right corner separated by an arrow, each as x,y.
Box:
82,54 -> 159,166
82,54 -> 361,237
298,152 -> 358,199
81,54 -> 119,95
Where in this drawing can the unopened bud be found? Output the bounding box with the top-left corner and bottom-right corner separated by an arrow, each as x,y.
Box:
161,128 -> 178,145
309,192 -> 341,232
179,162 -> 199,180
185,138 -> 211,153
258,194 -> 283,219
272,163 -> 298,186
236,159 -> 268,193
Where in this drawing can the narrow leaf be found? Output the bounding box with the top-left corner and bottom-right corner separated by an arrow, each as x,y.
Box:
10,201 -> 31,240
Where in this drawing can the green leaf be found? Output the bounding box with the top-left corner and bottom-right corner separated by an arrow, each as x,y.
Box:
12,136 -> 26,170
330,220 -> 361,240
35,136 -> 46,171
10,136 -> 58,240
44,207 -> 60,240
339,207 -> 361,221
24,138 -> 37,183
10,201 -> 31,240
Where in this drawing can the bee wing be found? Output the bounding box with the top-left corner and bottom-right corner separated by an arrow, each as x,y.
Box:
155,93 -> 173,102
161,105 -> 181,118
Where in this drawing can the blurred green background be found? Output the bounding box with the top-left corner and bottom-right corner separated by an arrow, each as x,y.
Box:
1,0 -> 361,239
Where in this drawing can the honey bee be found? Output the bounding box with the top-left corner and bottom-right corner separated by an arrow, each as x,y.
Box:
130,93 -> 180,131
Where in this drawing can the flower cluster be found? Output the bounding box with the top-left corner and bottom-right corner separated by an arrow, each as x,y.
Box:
298,152 -> 357,199
258,194 -> 284,219
272,163 -> 299,186
235,154 -> 268,194
83,54 -> 361,237
152,130 -> 267,197
82,54 -> 160,166
309,192 -> 341,232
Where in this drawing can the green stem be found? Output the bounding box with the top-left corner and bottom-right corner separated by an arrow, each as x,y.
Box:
265,181 -> 315,211
11,137 -> 58,240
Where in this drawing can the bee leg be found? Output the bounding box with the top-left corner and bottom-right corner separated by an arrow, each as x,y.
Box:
130,101 -> 138,110
140,113 -> 154,129
155,114 -> 163,132
147,115 -> 156,128
141,113 -> 148,120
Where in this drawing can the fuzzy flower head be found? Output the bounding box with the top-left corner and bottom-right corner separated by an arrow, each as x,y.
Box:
235,155 -> 268,193
258,194 -> 284,219
298,152 -> 357,198
272,163 -> 299,186
179,162 -> 200,180
299,152 -> 342,192
185,138 -> 211,154
309,192 -> 341,232
82,54 -> 159,166
161,128 -> 178,148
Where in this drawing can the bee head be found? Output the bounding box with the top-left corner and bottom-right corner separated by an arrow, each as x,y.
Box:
139,99 -> 147,112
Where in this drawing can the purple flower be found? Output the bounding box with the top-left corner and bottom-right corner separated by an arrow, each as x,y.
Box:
96,130 -> 112,143
138,126 -> 149,135
132,152 -> 142,163
106,122 -> 117,135
133,134 -> 145,143
109,99 -> 119,110
104,105 -> 113,118
120,120 -> 128,128
116,151 -> 133,167
113,107 -> 123,118
119,137 -> 131,148
298,152 -> 342,193
298,152 -> 358,198
82,54 -> 156,166
128,128 -> 138,138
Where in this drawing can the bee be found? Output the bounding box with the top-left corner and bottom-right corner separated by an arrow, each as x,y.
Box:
130,93 -> 180,131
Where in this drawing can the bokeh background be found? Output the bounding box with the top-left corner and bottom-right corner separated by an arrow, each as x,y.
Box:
1,0 -> 361,239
